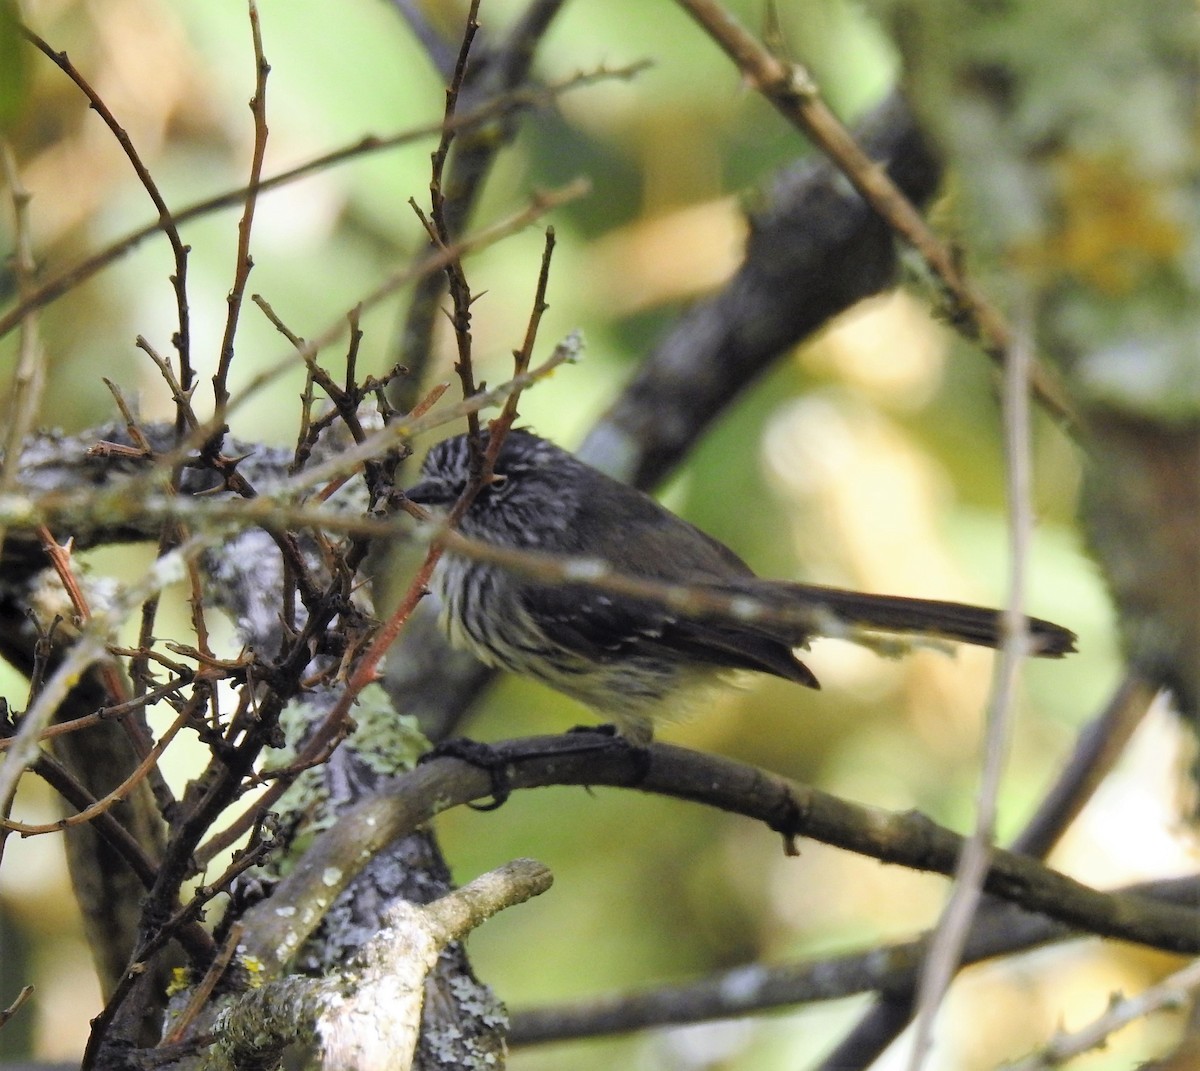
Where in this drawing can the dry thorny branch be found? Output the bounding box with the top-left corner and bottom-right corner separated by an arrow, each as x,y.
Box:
0,2 -> 1196,1071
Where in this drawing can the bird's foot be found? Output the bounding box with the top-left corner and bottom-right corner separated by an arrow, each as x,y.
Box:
420,737 -> 513,811
563,724 -> 652,782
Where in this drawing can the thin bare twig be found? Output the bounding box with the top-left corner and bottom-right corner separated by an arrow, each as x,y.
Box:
392,0 -> 570,407
1006,956 -> 1200,1070
0,677 -> 193,751
0,986 -> 34,1031
0,63 -> 639,343
160,924 -> 245,1046
413,0 -> 486,451
253,293 -> 369,447
486,226 -> 556,462
100,379 -> 155,457
212,1 -> 270,413
0,537 -> 209,821
136,336 -> 201,431
907,302 -> 1037,1070
19,25 -> 195,403
3,699 -> 192,835
0,143 -> 48,555
35,527 -> 169,774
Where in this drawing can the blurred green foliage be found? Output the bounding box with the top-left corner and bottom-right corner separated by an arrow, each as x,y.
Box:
0,0 -> 30,133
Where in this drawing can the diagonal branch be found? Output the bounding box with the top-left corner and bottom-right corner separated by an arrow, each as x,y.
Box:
670,0 -> 1075,427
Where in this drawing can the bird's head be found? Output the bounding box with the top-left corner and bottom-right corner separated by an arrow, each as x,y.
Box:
405,429 -> 581,545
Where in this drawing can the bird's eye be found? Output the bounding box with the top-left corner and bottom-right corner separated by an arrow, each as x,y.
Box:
489,471 -> 529,505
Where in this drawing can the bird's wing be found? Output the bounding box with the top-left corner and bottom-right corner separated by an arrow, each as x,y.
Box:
516,581 -> 819,688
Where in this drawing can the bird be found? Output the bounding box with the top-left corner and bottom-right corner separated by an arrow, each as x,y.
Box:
405,429 -> 1076,743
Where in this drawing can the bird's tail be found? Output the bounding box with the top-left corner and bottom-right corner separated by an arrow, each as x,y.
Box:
736,582 -> 1077,657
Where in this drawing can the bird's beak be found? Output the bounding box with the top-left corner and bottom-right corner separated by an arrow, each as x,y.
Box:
403,480 -> 440,506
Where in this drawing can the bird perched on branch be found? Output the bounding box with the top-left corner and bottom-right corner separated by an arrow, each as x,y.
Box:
406,429 -> 1076,743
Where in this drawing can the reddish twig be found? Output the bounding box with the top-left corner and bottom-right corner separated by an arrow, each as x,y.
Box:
3,699 -> 193,835
160,924 -> 245,1047
192,537 -> 445,864
0,678 -> 195,751
30,754 -> 162,887
36,526 -> 137,727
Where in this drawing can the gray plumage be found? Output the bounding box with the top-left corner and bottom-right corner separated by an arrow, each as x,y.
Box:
406,430 -> 1075,742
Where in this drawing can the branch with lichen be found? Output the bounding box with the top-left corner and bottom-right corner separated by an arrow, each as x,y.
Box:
209,860 -> 552,1071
